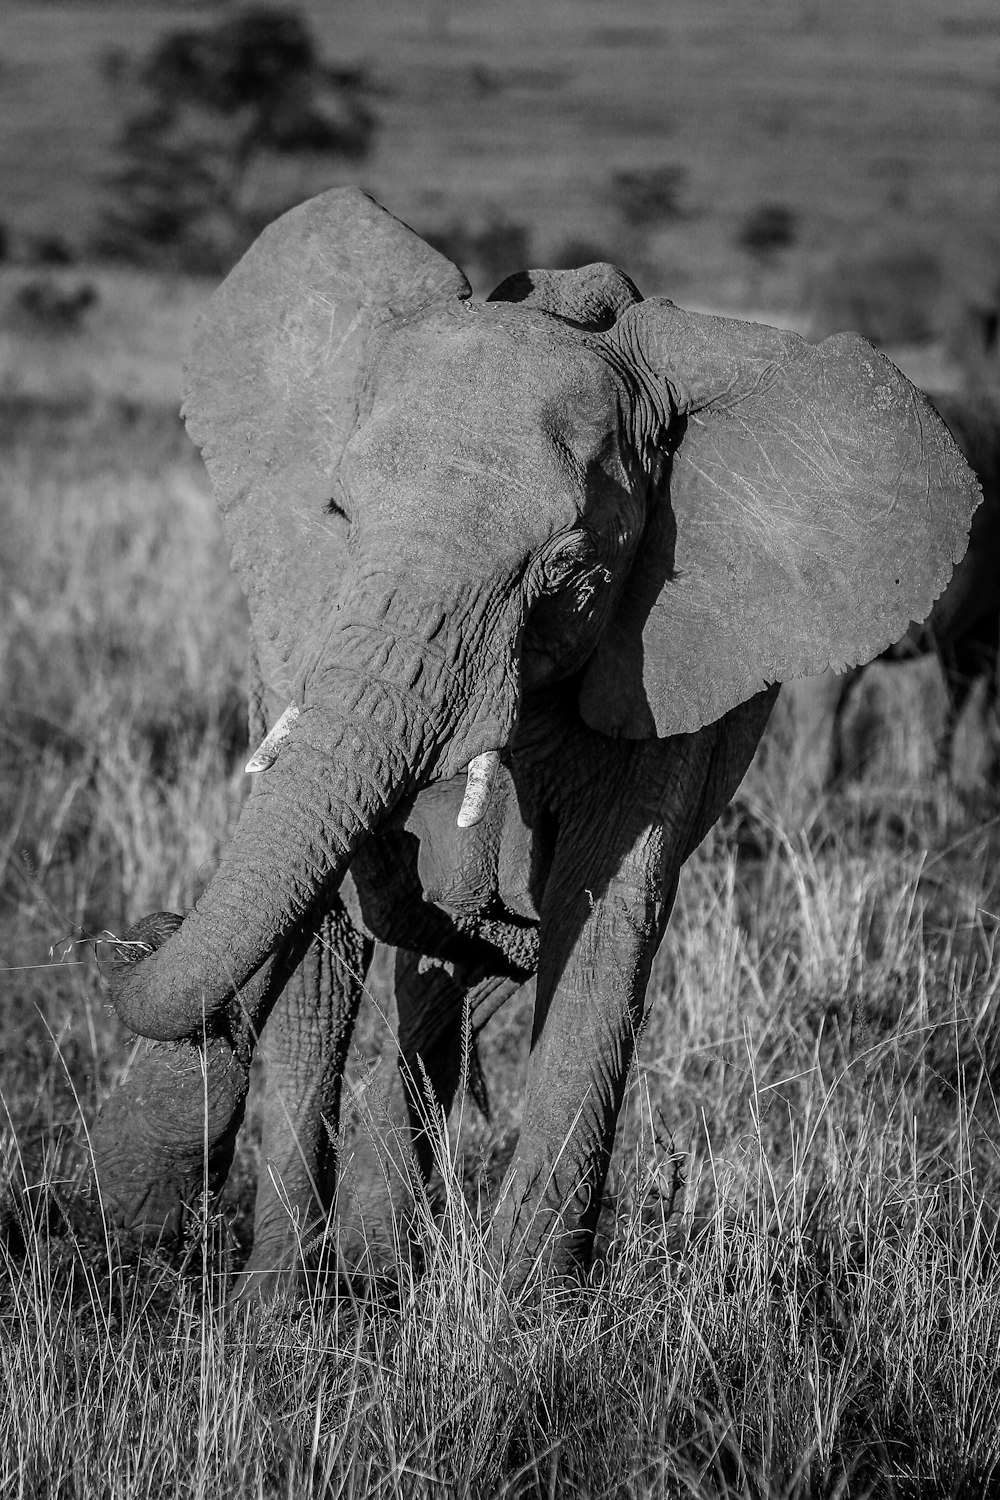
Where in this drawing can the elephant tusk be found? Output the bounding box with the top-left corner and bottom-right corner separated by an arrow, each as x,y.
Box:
457,750 -> 501,829
245,704 -> 300,773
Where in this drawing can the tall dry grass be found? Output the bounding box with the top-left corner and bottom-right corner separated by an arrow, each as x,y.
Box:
0,401 -> 247,1169
2,400 -> 1000,1496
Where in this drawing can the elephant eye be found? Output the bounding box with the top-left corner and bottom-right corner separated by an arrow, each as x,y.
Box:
326,497 -> 349,521
537,532 -> 594,592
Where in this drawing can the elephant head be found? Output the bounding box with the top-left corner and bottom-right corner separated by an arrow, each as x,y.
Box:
107,187 -> 978,1044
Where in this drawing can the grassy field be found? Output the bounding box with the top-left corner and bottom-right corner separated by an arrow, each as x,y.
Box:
3,0 -> 1000,1494
4,0 -> 1000,315
3,384 -> 1000,1496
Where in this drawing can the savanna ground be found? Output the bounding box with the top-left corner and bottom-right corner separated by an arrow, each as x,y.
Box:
3,1 -> 1000,1495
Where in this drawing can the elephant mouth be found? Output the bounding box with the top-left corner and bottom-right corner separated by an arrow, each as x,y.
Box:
397,756 -> 538,925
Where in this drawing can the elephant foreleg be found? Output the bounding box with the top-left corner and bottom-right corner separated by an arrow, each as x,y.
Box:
490,698 -> 771,1282
91,910 -> 254,1248
232,899 -> 372,1303
395,953 -> 524,1173
488,820 -> 679,1282
91,1030 -> 251,1248
938,619 -> 1000,778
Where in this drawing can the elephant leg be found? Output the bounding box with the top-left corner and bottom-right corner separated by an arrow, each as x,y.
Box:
232,899 -> 373,1303
938,622 -> 998,777
490,698 -> 771,1282
91,910 -> 255,1246
487,829 -> 678,1283
91,1032 -> 251,1247
336,948 -> 521,1269
779,669 -> 856,790
395,952 -> 524,1174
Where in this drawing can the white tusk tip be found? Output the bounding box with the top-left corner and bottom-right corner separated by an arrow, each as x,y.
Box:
245,704 -> 300,773
457,749 -> 501,828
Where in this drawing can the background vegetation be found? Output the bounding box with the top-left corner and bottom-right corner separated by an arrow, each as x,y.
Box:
4,0 -> 1000,334
2,1 -> 1000,1494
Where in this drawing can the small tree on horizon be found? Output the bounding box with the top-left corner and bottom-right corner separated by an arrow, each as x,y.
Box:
738,203 -> 798,267
98,7 -> 376,273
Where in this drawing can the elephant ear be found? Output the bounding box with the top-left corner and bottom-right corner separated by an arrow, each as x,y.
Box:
183,188 -> 471,695
487,263 -> 642,331
578,299 -> 981,738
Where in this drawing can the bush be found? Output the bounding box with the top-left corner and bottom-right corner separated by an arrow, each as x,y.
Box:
810,238 -> 944,345
738,203 -> 798,264
422,211 -> 532,291
612,165 -> 688,229
13,278 -> 98,333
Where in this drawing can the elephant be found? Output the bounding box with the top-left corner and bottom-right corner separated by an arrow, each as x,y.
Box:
777,390 -> 1000,789
89,187 -> 978,1300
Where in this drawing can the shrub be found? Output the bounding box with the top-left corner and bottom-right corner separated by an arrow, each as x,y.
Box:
25,233 -> 74,267
422,211 -> 532,291
738,203 -> 798,264
810,238 -> 944,345
612,165 -> 688,228
13,278 -> 98,333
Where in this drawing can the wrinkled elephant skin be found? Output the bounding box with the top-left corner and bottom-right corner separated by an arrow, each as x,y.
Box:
91,188 -> 980,1299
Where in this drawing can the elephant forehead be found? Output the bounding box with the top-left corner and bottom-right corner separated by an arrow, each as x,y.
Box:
382,314 -> 620,448
344,314 -> 625,526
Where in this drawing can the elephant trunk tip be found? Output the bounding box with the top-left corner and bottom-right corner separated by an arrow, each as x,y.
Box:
110,912 -> 184,969
106,911 -> 187,1036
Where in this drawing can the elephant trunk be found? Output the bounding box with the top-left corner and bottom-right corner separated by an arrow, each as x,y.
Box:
108,667 -> 435,1043
107,561 -> 522,1045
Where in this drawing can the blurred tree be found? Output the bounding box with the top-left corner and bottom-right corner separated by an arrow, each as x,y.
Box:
810,239 -> 944,346
422,211 -> 531,292
738,204 -> 797,266
737,203 -> 798,306
26,234 -> 75,267
98,7 -> 376,273
612,166 -> 687,229
15,278 -> 97,332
